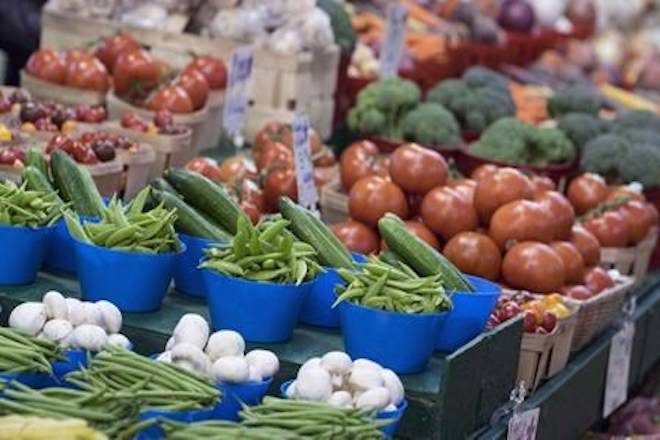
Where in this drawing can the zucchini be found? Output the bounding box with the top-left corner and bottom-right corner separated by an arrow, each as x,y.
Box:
25,147 -> 49,180
279,197 -> 354,269
50,150 -> 105,218
151,189 -> 231,241
23,166 -> 63,204
163,168 -> 243,235
378,213 -> 474,292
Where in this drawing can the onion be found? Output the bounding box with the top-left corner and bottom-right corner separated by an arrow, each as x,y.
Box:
497,0 -> 536,33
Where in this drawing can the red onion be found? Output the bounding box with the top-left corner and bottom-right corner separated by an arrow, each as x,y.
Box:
497,0 -> 536,33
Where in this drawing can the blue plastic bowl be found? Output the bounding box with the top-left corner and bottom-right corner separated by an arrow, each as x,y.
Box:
339,301 -> 447,374
279,380 -> 407,438
43,216 -> 97,274
213,377 -> 273,421
136,406 -> 214,439
203,270 -> 312,343
0,224 -> 54,285
73,239 -> 183,313
435,276 -> 501,352
174,234 -> 216,298
300,253 -> 367,328
51,349 -> 88,383
0,371 -> 53,389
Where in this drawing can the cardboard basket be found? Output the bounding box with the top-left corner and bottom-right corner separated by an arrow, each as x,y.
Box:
20,70 -> 105,106
600,228 -> 658,282
320,178 -> 349,224
116,144 -> 156,200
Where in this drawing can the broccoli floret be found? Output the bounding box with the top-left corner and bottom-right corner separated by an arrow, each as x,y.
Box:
462,87 -> 516,133
463,66 -> 510,91
547,85 -> 602,117
618,129 -> 660,147
426,79 -> 470,114
557,112 -> 609,151
528,127 -> 576,166
580,134 -> 631,177
400,102 -> 461,146
619,144 -> 660,188
347,77 -> 421,139
470,117 -> 532,163
317,0 -> 356,53
611,110 -> 660,134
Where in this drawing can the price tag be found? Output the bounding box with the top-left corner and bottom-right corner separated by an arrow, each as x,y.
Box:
379,2 -> 407,78
292,115 -> 319,212
603,320 -> 635,417
507,408 -> 540,440
222,45 -> 254,141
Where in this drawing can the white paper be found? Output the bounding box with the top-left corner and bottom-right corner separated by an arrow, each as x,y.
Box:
292,114 -> 319,212
222,45 -> 254,137
507,408 -> 540,440
379,2 -> 407,78
603,321 -> 635,417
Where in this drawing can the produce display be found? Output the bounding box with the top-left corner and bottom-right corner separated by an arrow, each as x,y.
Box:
46,132 -> 136,164
120,110 -> 189,136
0,181 -> 61,227
488,292 -> 573,333
0,327 -> 62,374
25,49 -> 110,92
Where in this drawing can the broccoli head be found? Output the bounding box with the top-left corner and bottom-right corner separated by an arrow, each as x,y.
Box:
580,134 -> 631,177
528,127 -> 576,166
611,110 -> 660,134
470,117 -> 532,163
546,85 -> 603,117
557,112 -> 609,151
463,66 -> 510,92
462,87 -> 516,133
400,102 -> 461,146
426,79 -> 471,115
618,129 -> 660,147
619,144 -> 660,188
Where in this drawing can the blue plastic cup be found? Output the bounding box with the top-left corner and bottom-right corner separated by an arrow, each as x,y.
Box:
174,234 -> 216,298
435,276 -> 501,352
279,380 -> 408,438
339,301 -> 447,374
73,239 -> 184,313
213,377 -> 273,421
300,253 -> 367,328
136,406 -> 214,439
202,270 -> 312,343
0,224 -> 54,285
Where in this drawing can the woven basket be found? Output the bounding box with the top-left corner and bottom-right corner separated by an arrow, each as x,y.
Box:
600,228 -> 658,282
20,70 -> 105,106
320,178 -> 349,224
116,144 -> 156,200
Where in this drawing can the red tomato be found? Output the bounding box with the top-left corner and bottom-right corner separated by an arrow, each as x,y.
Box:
241,201 -> 261,225
421,187 -> 478,241
443,231 -> 502,281
447,179 -> 477,204
63,49 -> 94,65
146,85 -> 193,114
567,173 -> 608,214
65,57 -> 110,92
649,203 -> 659,226
474,167 -> 534,225
388,143 -> 448,194
583,266 -> 613,294
239,179 -> 264,212
185,157 -> 222,182
471,164 -> 499,181
113,49 -> 160,97
263,167 -> 297,213
176,69 -> 209,110
331,220 -> 380,255
348,176 -> 408,227
381,220 -> 440,251
535,190 -> 576,240
489,200 -> 554,249
502,241 -> 566,293
95,33 -> 141,72
582,211 -> 630,247
550,241 -> 586,285
570,225 -> 601,266
252,122 -> 291,161
26,50 -> 67,84
531,175 -> 556,196
255,141 -> 293,171
560,285 -> 593,300
618,201 -> 653,244
185,56 -> 227,90
606,186 -> 646,203
340,141 -> 381,192
217,156 -> 256,185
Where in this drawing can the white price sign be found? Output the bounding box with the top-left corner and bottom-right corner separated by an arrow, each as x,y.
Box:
603,320 -> 635,417
379,2 -> 407,78
222,45 -> 254,137
507,408 -> 539,440
292,115 -> 319,212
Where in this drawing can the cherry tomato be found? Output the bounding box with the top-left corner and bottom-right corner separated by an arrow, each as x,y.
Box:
583,266 -> 613,294
502,241 -> 566,293
26,50 -> 67,84
489,200 -> 555,249
381,220 -> 440,251
263,167 -> 297,213
560,285 -> 593,300
388,143 -> 448,194
95,33 -> 141,72
185,56 -> 227,90
531,175 -> 556,196
567,173 -> 608,214
474,167 -> 534,225
583,211 -> 629,247
330,220 -> 380,255
550,241 -> 586,285
618,201 -> 653,244
339,140 -> 381,191
113,49 -> 160,98
535,190 -> 575,240
443,231 -> 502,281
176,69 -> 209,110
570,224 -> 601,266
471,164 -> 499,181
146,85 -> 193,114
185,157 -> 222,182
348,176 -> 408,227
421,186 -> 477,241
65,57 -> 110,92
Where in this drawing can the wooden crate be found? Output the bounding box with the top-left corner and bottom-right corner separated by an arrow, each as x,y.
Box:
320,178 -> 349,224
600,228 -> 658,282
20,70 -> 105,106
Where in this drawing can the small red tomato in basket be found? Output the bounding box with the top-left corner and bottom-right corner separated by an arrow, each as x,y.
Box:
523,311 -> 538,332
542,311 -> 557,333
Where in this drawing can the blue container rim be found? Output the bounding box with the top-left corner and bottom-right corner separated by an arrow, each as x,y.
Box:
202,267 -> 317,289
179,232 -> 228,245
218,375 -> 274,388
321,252 -> 368,271
0,223 -> 56,232
72,236 -> 187,257
340,297 -> 449,319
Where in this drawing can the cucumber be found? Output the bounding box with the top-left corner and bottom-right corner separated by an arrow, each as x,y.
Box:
278,197 -> 354,269
50,150 -> 105,218
23,166 -> 63,204
150,177 -> 178,195
163,168 -> 243,235
25,147 -> 49,180
151,189 -> 231,241
378,213 -> 474,292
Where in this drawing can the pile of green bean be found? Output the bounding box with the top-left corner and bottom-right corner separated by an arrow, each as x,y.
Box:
65,187 -> 180,254
163,420 -> 304,440
66,346 -> 221,411
0,181 -> 62,227
334,255 -> 452,314
0,327 -> 63,374
199,215 -> 322,285
239,397 -> 386,439
0,381 -> 148,439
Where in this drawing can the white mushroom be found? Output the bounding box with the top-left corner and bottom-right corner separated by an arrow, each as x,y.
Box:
42,319 -> 73,342
205,330 -> 245,361
211,355 -> 250,383
70,324 -> 108,351
9,302 -> 46,336
285,380 -> 297,398
65,298 -> 86,327
157,351 -> 172,363
298,357 -> 321,376
172,314 -> 210,349
106,333 -> 131,350
165,336 -> 176,351
82,302 -> 103,326
352,358 -> 383,372
348,368 -> 384,393
245,349 -> 279,379
96,300 -> 122,334
381,369 -> 405,406
247,364 -> 263,383
171,342 -> 211,375
355,387 -> 391,411
327,390 -> 353,408
295,366 -> 332,402
43,291 -> 68,320
320,351 -> 352,377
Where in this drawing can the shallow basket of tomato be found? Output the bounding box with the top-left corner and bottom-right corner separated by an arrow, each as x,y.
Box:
600,227 -> 658,282
20,70 -> 106,106
114,142 -> 156,200
319,178 -> 349,224
366,135 -> 463,162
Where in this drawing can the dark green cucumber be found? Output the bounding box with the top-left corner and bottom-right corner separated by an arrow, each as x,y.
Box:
25,147 -> 49,180
278,197 -> 354,269
163,168 -> 243,235
23,166 -> 63,204
151,189 -> 231,241
150,178 -> 178,195
378,213 -> 474,292
50,150 -> 105,218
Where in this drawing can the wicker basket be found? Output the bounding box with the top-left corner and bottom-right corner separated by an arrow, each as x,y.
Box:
600,228 -> 658,282
320,178 -> 349,224
20,70 -> 106,106
566,276 -> 635,352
